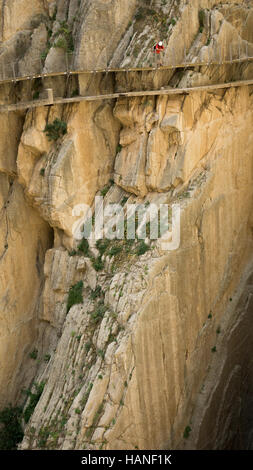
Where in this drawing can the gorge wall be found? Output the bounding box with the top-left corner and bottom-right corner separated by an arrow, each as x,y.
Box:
0,0 -> 252,450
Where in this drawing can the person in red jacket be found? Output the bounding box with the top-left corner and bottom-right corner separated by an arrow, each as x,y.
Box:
153,41 -> 164,66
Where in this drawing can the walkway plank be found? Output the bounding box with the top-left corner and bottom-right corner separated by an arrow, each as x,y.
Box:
0,56 -> 252,86
1,78 -> 253,112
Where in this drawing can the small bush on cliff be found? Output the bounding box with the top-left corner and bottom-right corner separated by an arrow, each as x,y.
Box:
90,285 -> 103,300
108,245 -> 122,257
0,406 -> 24,449
91,256 -> 104,272
54,21 -> 74,53
29,348 -> 38,360
78,238 -> 90,256
136,241 -> 150,256
44,119 -> 67,141
67,281 -> 84,313
198,9 -> 205,32
183,425 -> 192,439
23,382 -> 46,424
96,239 -> 110,256
90,301 -> 107,324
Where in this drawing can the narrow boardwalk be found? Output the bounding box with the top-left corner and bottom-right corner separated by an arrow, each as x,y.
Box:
0,56 -> 252,85
1,78 -> 253,112
0,56 -> 252,112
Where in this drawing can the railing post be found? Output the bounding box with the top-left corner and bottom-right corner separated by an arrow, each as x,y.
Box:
12,62 -> 16,81
65,52 -> 69,73
46,88 -> 54,104
70,52 -> 74,72
184,45 -> 186,65
39,57 -> 43,75
245,41 -> 248,59
171,47 -> 175,67
208,45 -> 211,64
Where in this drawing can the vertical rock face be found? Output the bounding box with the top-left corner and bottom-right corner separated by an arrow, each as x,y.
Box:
0,0 -> 252,451
19,86 -> 253,451
1,0 -> 47,42
75,0 -> 138,69
0,141 -> 52,408
17,101 -> 120,246
0,183 -> 52,407
182,267 -> 253,450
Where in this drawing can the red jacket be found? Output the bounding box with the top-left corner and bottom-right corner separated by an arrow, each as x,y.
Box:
155,44 -> 164,54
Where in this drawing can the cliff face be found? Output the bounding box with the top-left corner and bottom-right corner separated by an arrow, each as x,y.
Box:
0,0 -> 252,450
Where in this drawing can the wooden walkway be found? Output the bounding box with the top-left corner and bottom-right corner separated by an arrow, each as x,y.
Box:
0,56 -> 252,85
1,78 -> 253,112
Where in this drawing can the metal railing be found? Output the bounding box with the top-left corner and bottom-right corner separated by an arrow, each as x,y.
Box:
0,40 -> 252,83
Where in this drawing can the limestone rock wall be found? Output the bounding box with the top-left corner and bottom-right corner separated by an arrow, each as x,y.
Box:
0,0 -> 252,451
17,101 -> 120,248
181,264 -> 253,450
20,84 -> 253,450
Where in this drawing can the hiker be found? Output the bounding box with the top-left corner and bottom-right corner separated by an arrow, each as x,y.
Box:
153,41 -> 164,66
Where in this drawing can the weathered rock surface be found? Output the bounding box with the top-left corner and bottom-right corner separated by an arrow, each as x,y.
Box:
17,101 -> 120,247
0,179 -> 52,407
0,0 -> 252,452
20,83 -> 253,450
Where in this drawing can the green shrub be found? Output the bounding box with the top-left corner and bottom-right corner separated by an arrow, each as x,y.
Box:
100,178 -> 114,197
40,168 -> 45,176
100,185 -> 110,197
90,302 -> 107,324
54,21 -> 74,52
78,238 -> 90,256
108,245 -> 122,257
183,426 -> 192,439
29,349 -> 38,360
69,250 -> 77,256
92,256 -> 104,272
90,285 -> 103,300
121,196 -> 128,206
44,354 -> 51,362
136,241 -> 150,256
0,406 -> 24,449
67,281 -> 83,313
85,342 -> 92,353
41,47 -> 50,62
23,382 -> 45,424
44,119 -> 67,141
97,349 -> 105,360
198,9 -> 205,29
96,239 -> 110,256
54,37 -> 68,50
38,426 -> 50,448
